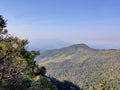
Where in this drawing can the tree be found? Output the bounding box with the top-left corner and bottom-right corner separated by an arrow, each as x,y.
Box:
0,15 -> 40,83
0,15 -> 7,30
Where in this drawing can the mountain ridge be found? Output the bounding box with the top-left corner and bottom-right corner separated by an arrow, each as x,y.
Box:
36,44 -> 95,62
37,43 -> 120,89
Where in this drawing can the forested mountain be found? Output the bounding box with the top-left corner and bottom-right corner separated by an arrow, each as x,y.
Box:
37,44 -> 120,89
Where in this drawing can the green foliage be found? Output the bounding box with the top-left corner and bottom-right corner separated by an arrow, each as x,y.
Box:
0,15 -> 7,30
38,66 -> 46,76
89,80 -> 115,90
0,17 -> 29,81
29,76 -> 57,90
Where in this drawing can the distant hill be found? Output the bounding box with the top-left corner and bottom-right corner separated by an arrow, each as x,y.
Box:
37,44 -> 120,89
28,39 -> 70,51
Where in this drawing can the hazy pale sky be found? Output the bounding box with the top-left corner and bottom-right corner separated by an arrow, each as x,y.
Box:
0,0 -> 120,48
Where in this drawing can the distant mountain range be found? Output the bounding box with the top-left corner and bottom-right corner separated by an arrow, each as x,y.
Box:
28,39 -> 120,51
37,44 -> 120,89
28,39 -> 70,51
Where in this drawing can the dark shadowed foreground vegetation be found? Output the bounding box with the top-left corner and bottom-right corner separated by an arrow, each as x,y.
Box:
0,15 -> 116,90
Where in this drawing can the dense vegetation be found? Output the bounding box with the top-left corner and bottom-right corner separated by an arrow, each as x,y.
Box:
38,44 -> 120,90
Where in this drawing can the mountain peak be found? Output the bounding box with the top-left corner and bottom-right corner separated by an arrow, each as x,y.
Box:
67,43 -> 91,50
72,43 -> 89,47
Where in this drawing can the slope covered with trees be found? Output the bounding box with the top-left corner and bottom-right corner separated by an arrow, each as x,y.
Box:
38,44 -> 120,89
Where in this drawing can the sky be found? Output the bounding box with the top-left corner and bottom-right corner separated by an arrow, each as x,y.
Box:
0,0 -> 120,49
